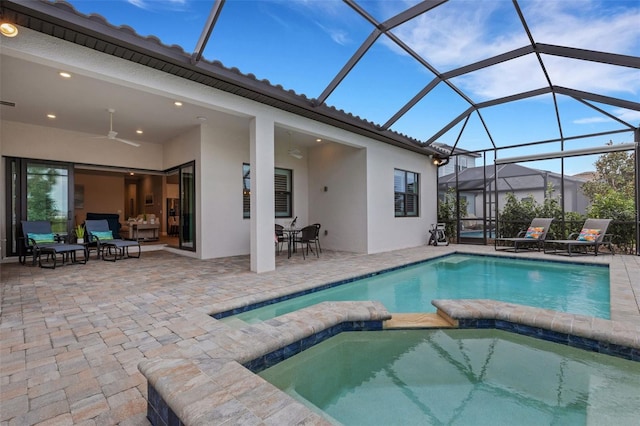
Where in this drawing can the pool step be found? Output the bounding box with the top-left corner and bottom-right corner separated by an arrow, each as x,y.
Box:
384,313 -> 457,329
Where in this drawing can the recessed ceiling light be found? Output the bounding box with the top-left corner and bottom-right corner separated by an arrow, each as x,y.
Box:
59,72 -> 71,78
316,138 -> 322,143
0,23 -> 18,38
130,172 -> 134,176
174,101 -> 183,107
47,114 -> 56,119
196,116 -> 206,121
136,130 -> 143,134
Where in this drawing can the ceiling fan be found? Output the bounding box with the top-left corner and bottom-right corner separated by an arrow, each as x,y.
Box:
93,108 -> 140,147
286,130 -> 303,159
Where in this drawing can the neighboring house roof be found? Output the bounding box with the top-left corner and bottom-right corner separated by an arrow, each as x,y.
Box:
572,171 -> 597,181
438,163 -> 587,192
1,0 -> 440,157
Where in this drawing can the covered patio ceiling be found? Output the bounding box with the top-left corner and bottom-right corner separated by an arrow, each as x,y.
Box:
1,0 -> 638,161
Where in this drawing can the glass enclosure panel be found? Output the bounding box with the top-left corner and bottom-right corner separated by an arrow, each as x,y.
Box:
26,162 -> 70,234
180,162 -> 196,251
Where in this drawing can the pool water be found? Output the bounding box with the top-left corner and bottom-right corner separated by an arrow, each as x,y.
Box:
223,254 -> 609,324
259,329 -> 640,425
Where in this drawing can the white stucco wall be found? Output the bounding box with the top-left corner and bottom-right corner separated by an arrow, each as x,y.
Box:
1,121 -> 163,169
1,26 -> 440,262
200,118 -> 248,258
308,143 -> 367,253
367,142 -> 437,253
274,136 -> 310,228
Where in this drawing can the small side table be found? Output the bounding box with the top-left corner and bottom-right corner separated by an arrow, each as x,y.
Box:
131,223 -> 160,241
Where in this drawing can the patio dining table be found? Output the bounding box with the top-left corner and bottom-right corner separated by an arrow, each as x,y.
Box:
284,227 -> 301,258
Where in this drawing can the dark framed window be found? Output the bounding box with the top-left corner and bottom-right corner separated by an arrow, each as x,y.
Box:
394,168 -> 419,217
243,164 -> 293,218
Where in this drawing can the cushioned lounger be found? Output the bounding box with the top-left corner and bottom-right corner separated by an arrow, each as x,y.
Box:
85,219 -> 141,261
543,218 -> 612,256
21,220 -> 88,268
494,218 -> 554,252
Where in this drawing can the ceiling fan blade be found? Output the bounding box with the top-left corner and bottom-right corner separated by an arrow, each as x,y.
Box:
115,137 -> 140,147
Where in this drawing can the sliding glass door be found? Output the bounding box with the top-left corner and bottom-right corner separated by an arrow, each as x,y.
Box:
26,162 -> 71,232
179,162 -> 195,250
165,161 -> 195,251
4,158 -> 74,258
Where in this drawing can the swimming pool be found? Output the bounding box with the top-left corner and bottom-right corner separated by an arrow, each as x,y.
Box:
220,254 -> 610,324
259,329 -> 640,425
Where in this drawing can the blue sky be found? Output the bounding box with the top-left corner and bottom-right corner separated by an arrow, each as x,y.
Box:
65,0 -> 639,174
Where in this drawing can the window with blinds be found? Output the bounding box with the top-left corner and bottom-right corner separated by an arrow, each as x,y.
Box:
243,164 -> 292,218
394,168 -> 419,217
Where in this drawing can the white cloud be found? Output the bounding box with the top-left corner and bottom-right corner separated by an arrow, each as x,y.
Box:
391,2 -> 525,68
612,108 -> 640,125
127,0 -> 187,11
451,54 -> 549,100
127,0 -> 148,9
388,0 -> 640,100
574,108 -> 640,126
314,22 -> 350,46
573,117 -> 610,124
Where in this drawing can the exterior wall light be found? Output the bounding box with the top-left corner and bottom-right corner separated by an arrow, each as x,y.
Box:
432,156 -> 450,167
0,22 -> 19,38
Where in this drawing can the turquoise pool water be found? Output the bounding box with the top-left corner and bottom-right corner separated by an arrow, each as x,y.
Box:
223,254 -> 610,324
260,329 -> 640,425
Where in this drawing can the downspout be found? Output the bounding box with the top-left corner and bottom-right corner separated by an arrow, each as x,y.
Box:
635,128 -> 640,256
494,157 -> 499,243
455,156 -> 460,243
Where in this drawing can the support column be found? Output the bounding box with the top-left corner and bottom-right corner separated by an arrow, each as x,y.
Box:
250,116 -> 276,272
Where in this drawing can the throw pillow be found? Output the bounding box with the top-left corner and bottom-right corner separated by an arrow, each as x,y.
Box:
577,228 -> 600,242
27,233 -> 55,243
92,231 -> 113,241
524,226 -> 545,239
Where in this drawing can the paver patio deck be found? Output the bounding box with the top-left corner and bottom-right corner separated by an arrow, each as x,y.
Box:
1,245 -> 639,425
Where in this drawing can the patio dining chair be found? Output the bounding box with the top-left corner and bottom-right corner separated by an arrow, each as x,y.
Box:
293,225 -> 319,259
275,224 -> 289,255
85,219 -> 141,261
494,218 -> 554,252
312,223 -> 322,253
544,218 -> 613,256
20,220 -> 88,269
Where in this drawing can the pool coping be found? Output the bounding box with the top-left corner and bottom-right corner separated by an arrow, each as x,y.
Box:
139,297 -> 640,425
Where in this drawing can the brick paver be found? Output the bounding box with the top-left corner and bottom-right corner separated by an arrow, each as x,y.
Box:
1,245 -> 639,424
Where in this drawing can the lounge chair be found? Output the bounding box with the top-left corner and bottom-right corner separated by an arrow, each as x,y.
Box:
495,218 -> 554,252
85,219 -> 141,261
544,218 -> 613,256
20,220 -> 88,268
